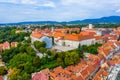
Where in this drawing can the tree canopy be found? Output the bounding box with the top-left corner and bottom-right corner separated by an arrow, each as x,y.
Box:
0,66 -> 7,75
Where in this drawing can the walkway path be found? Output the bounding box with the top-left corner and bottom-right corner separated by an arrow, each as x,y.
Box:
31,44 -> 45,58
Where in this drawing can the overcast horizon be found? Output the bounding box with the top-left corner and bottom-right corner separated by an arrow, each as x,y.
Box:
0,0 -> 120,23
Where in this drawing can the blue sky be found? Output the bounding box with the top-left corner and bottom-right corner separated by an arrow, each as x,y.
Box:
0,0 -> 120,23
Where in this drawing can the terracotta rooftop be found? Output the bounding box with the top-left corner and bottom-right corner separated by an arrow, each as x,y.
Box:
32,72 -> 49,80
80,67 -> 89,80
8,68 -> 13,75
64,34 -> 95,41
0,76 -> 3,80
71,75 -> 77,80
11,42 -> 18,47
86,65 -> 95,74
64,34 -> 79,41
40,68 -> 50,75
88,54 -> 99,61
30,33 -> 44,39
79,31 -> 90,36
102,48 -> 110,56
94,36 -> 102,40
53,32 -> 64,38
53,67 -> 64,74
3,41 -> 10,49
98,53 -> 105,60
75,75 -> 84,80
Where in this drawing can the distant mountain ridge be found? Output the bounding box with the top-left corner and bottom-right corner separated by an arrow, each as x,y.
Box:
1,16 -> 120,25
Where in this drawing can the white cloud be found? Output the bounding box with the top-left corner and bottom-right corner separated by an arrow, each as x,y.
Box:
0,0 -> 56,8
21,0 -> 37,5
61,0 -> 81,5
0,0 -> 18,3
1,0 -> 120,23
116,9 -> 120,13
42,1 -> 55,7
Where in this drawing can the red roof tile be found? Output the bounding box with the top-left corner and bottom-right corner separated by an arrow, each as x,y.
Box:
53,67 -> 64,75
107,60 -> 115,66
0,76 -> 3,80
32,72 -> 49,80
75,75 -> 84,80
102,48 -> 110,56
40,68 -> 50,75
31,33 -> 44,39
64,34 -> 95,41
94,36 -> 102,40
64,69 -> 72,76
80,67 -> 89,80
11,42 -> 18,47
3,41 -> 10,50
98,53 -> 105,60
87,65 -> 95,73
53,32 -> 64,38
71,75 -> 77,80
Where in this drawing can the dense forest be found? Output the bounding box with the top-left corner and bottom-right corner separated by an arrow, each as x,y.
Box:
0,27 -> 30,43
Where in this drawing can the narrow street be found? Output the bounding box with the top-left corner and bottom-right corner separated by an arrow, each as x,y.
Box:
31,44 -> 45,58
89,48 -> 120,80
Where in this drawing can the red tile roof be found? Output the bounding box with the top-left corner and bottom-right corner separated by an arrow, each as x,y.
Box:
98,53 -> 105,60
92,58 -> 100,68
11,42 -> 18,47
53,32 -> 64,38
64,69 -> 72,76
16,30 -> 22,33
8,68 -> 13,75
102,71 -> 109,76
64,34 -> 95,41
95,36 -> 102,40
32,72 -> 49,80
71,75 -> 77,80
86,65 -> 95,74
88,54 -> 99,61
31,33 -> 44,39
40,68 -> 50,75
107,60 -> 115,66
75,75 -> 84,80
3,41 -> 10,50
0,76 -> 3,80
102,48 -> 110,56
79,31 -> 90,36
80,67 -> 89,80
64,34 -> 79,41
53,67 -> 64,75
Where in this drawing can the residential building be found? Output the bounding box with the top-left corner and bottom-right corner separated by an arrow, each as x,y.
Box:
2,41 -> 10,50
11,42 -> 18,47
30,33 -> 52,48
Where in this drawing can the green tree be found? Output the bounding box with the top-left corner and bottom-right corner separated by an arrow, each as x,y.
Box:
26,46 -> 36,56
51,37 -> 54,45
34,41 -> 46,49
0,66 -> 7,75
33,56 -> 41,67
26,37 -> 31,43
9,68 -> 21,80
39,47 -> 46,56
40,56 -> 49,65
46,50 -> 52,56
77,44 -> 84,58
64,52 -> 79,66
22,72 -> 31,80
